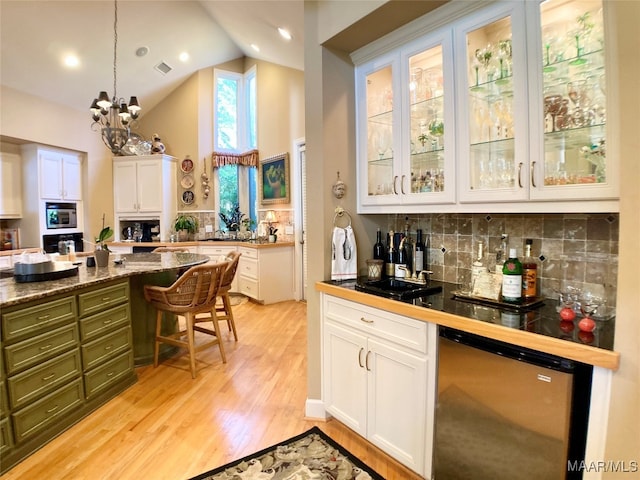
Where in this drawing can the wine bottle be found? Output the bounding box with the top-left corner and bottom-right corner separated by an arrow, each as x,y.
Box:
471,242 -> 485,289
373,228 -> 384,260
385,230 -> 396,277
415,229 -> 425,273
522,239 -> 538,298
395,236 -> 407,278
502,248 -> 523,304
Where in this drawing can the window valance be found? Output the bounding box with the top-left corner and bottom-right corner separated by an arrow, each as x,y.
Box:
212,149 -> 259,168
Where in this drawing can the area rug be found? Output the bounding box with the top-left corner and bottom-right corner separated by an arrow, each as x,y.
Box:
188,426 -> 384,480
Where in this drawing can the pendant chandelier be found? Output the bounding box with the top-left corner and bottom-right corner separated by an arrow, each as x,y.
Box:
90,0 -> 140,155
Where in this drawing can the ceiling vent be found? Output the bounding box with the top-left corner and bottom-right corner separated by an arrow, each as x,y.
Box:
154,61 -> 173,75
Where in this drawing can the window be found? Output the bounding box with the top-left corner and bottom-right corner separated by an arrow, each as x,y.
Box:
214,67 -> 257,230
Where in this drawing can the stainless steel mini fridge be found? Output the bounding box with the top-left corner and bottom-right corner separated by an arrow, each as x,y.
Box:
434,327 -> 591,480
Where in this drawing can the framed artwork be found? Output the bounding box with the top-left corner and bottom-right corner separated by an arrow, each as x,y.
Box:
259,152 -> 290,204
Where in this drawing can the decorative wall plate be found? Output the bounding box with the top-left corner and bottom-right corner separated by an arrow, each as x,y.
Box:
180,174 -> 195,189
182,190 -> 195,205
181,157 -> 194,173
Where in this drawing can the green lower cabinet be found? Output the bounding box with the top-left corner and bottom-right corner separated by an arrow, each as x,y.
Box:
81,327 -> 132,372
7,349 -> 82,410
0,417 -> 12,455
11,378 -> 83,443
84,350 -> 134,399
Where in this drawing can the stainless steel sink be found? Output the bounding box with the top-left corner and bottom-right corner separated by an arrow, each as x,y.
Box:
355,278 -> 443,300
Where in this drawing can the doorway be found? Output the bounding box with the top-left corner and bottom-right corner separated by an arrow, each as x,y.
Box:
293,138 -> 306,300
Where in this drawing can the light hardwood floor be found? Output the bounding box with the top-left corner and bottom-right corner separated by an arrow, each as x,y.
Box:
1,299 -> 423,480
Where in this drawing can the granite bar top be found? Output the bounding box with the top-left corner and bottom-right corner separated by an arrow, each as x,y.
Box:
317,278 -> 620,370
109,240 -> 295,249
0,252 -> 210,307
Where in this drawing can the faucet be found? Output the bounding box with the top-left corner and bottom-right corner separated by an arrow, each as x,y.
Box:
397,265 -> 432,284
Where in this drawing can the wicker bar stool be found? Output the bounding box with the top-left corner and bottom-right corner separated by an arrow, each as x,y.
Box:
143,262 -> 229,378
196,251 -> 242,341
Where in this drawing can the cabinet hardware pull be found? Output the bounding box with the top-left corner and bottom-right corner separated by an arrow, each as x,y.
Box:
358,347 -> 364,368
107,372 -> 115,377
518,162 -> 523,188
393,175 -> 398,195
401,175 -> 406,194
101,297 -> 111,302
104,344 -> 113,350
46,405 -> 59,414
103,319 -> 113,324
39,344 -> 52,350
531,161 -> 537,188
42,373 -> 56,381
37,314 -> 51,320
360,316 -> 374,324
365,351 -> 371,371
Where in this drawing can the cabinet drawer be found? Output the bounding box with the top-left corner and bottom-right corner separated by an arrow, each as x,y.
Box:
7,349 -> 81,410
2,296 -> 76,342
239,257 -> 258,279
77,281 -> 129,318
238,246 -> 258,259
79,304 -> 129,341
0,381 -> 7,418
84,350 -> 133,399
239,277 -> 259,300
4,324 -> 79,375
0,417 -> 12,455
12,378 -> 83,443
81,327 -> 131,371
199,246 -> 236,258
324,295 -> 428,353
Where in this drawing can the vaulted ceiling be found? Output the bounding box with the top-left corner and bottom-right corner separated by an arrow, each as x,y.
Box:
0,1 -> 303,115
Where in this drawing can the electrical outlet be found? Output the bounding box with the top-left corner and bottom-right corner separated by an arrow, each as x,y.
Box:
285,225 -> 294,235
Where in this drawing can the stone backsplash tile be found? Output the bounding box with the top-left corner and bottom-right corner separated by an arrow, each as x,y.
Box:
385,213 -> 619,305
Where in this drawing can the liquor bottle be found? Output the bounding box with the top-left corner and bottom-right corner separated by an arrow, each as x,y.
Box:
415,229 -> 425,273
502,248 -> 523,304
385,230 -> 396,277
395,236 -> 407,278
373,228 -> 385,260
522,239 -> 538,298
471,242 -> 485,289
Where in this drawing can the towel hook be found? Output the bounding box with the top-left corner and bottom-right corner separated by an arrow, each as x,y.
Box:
333,206 -> 352,227
332,171 -> 346,199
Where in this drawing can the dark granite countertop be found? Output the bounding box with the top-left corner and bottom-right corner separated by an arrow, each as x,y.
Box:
0,252 -> 210,307
317,277 -> 619,370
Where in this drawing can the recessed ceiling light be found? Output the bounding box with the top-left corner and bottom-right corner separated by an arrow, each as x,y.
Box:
278,27 -> 292,40
63,54 -> 79,68
136,46 -> 149,57
179,52 -> 189,62
251,44 -> 260,53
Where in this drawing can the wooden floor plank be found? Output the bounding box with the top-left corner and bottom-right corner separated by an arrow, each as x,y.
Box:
1,300 -> 423,480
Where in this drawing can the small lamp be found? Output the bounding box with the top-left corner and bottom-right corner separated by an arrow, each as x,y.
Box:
265,210 -> 277,242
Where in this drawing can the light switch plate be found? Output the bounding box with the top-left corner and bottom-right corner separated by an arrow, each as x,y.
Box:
285,225 -> 294,235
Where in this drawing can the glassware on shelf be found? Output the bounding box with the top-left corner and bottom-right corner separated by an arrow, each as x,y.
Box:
544,94 -> 563,132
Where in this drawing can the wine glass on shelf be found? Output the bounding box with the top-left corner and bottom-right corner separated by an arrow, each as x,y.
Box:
544,94 -> 563,133
568,80 -> 589,127
568,28 -> 587,66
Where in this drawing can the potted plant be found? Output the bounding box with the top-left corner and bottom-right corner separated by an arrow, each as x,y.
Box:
219,204 -> 246,232
174,213 -> 199,241
94,215 -> 114,267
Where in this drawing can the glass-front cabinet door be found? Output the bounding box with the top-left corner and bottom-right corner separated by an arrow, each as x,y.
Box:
402,31 -> 455,205
357,31 -> 454,211
528,0 -> 616,201
456,2 -> 529,203
357,52 -> 401,207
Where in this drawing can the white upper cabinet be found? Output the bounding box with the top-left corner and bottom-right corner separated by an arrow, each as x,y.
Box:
356,28 -> 455,213
38,149 -> 82,201
353,0 -> 617,213
113,156 -> 171,214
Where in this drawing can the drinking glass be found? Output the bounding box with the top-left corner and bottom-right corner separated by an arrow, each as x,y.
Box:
578,291 -> 604,332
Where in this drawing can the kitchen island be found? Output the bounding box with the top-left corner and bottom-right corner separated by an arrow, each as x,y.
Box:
0,252 -> 210,473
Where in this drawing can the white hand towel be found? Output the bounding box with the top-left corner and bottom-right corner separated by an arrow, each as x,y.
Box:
331,225 -> 357,280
